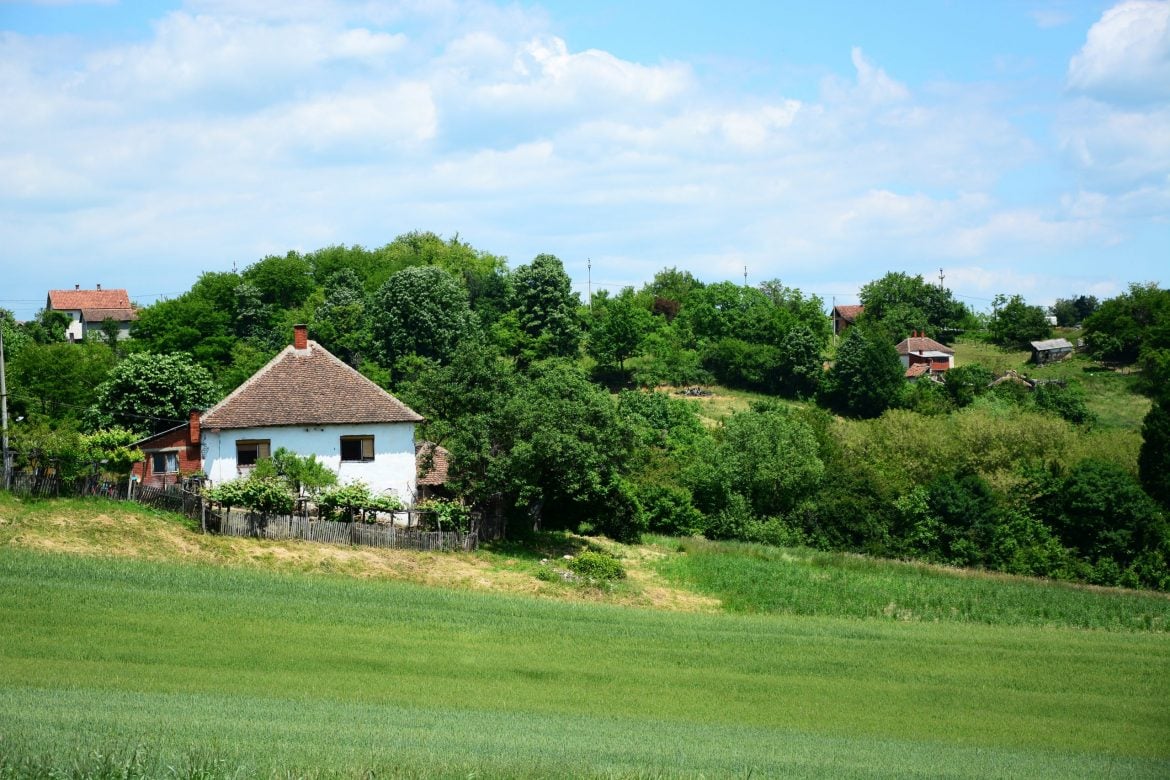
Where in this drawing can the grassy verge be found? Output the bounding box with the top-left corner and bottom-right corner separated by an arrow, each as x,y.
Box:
1,548 -> 1168,777
653,537 -> 1170,632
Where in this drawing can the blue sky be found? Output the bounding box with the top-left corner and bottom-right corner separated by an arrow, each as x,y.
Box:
1,0 -> 1167,320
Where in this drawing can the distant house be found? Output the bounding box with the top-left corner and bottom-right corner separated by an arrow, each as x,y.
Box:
1030,338 -> 1074,365
46,285 -> 136,342
831,304 -> 865,336
895,332 -> 954,378
200,325 -> 424,503
130,412 -> 204,488
416,442 -> 452,501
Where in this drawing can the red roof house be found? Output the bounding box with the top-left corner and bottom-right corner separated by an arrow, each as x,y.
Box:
895,332 -> 955,378
46,285 -> 136,342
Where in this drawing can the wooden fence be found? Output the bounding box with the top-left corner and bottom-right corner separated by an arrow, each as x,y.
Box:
207,508 -> 477,551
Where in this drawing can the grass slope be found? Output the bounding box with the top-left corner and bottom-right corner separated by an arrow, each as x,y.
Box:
2,548 -> 1169,778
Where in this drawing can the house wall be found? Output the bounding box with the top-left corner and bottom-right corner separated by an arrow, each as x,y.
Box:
130,427 -> 202,488
82,319 -> 133,340
202,422 -> 418,503
61,310 -> 84,342
901,352 -> 954,370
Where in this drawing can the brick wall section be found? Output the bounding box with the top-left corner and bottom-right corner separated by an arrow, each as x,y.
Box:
131,426 -> 202,488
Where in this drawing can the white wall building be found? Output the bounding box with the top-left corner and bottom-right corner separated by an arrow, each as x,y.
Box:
199,325 -> 424,503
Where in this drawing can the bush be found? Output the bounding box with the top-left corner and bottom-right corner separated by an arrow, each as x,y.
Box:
205,474 -> 295,515
317,481 -> 402,522
566,550 -> 626,581
417,498 -> 472,532
636,483 -> 705,536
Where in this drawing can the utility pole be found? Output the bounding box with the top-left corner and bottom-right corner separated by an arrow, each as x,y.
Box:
744,265 -> 748,287
587,258 -> 592,309
939,267 -> 946,288
1,323 -> 11,491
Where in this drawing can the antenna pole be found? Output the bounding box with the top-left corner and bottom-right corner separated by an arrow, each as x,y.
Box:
1,324 -> 11,490
587,258 -> 592,309
744,265 -> 748,287
939,267 -> 945,288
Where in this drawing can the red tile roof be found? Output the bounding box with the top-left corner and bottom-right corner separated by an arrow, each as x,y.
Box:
47,288 -> 132,311
833,304 -> 865,322
896,335 -> 954,355
904,363 -> 930,379
81,307 -> 137,322
416,442 -> 451,486
201,340 -> 423,429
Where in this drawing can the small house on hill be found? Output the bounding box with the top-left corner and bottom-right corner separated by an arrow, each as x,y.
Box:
895,332 -> 954,378
200,325 -> 424,503
1030,338 -> 1074,365
46,285 -> 136,342
831,304 -> 864,336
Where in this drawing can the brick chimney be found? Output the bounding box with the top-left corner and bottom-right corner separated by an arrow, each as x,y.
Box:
189,411 -> 201,444
293,324 -> 308,350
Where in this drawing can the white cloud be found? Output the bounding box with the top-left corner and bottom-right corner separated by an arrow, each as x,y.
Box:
1067,0 -> 1170,104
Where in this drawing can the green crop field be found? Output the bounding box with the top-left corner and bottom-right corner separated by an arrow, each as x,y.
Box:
2,544 -> 1169,778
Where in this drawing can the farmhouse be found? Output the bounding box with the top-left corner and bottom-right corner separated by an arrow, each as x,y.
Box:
200,325 -> 425,503
46,285 -> 137,342
1030,338 -> 1074,365
831,304 -> 864,336
895,332 -> 954,378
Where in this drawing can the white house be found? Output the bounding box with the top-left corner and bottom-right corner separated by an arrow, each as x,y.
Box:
199,325 -> 424,503
895,332 -> 955,378
46,285 -> 137,342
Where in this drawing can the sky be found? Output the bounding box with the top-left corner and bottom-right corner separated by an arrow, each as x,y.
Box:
1,0 -> 1168,320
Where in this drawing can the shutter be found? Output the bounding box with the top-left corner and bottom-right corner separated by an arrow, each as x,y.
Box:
258,441 -> 271,460
361,437 -> 374,460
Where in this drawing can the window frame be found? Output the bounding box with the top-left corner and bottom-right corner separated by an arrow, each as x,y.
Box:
340,435 -> 375,463
149,450 -> 180,475
235,439 -> 271,469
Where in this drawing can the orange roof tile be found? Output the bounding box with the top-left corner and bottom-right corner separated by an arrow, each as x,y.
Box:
48,288 -> 132,311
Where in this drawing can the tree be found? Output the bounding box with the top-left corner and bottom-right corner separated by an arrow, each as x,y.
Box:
311,269 -> 372,367
858,272 -> 970,340
373,266 -> 475,369
777,325 -> 824,399
88,353 -> 219,435
587,287 -> 652,371
9,341 -> 117,422
1140,398 -> 1170,508
988,294 -> 1051,349
1051,295 -> 1099,327
242,252 -> 317,311
822,326 -> 905,418
943,363 -> 993,408
131,271 -> 241,370
507,254 -> 582,362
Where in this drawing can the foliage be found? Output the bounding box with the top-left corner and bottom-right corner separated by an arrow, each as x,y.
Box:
131,271 -> 243,371
507,253 -> 582,362
822,325 -> 905,418
88,352 -> 219,435
1140,398 -> 1170,508
566,549 -> 626,581
1051,295 -> 1099,327
204,473 -> 295,515
310,269 -> 372,367
633,327 -> 711,387
316,481 -> 403,522
1082,282 -> 1170,364
8,341 -> 116,422
373,265 -> 476,368
586,287 -> 652,371
944,363 -> 993,408
417,498 -> 472,533
79,428 -> 143,476
1032,382 -> 1096,426
989,294 -> 1052,349
858,272 -> 970,340
270,447 -> 337,496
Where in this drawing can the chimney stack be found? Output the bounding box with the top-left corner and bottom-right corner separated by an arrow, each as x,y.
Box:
74,284 -> 80,290
293,324 -> 308,350
96,283 -> 101,291
189,411 -> 201,445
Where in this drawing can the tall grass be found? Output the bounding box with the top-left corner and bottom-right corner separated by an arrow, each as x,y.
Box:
1,548 -> 1168,777
654,537 -> 1170,631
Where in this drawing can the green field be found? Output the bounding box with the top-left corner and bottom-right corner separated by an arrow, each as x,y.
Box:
2,544 -> 1169,778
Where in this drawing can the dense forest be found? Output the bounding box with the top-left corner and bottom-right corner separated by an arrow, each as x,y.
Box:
3,231 -> 1170,590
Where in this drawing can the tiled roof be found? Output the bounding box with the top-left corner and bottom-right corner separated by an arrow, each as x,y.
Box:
896,335 -> 954,355
48,288 -> 132,311
833,304 -> 865,322
904,363 -> 930,378
416,442 -> 451,486
81,307 -> 137,322
201,340 -> 423,429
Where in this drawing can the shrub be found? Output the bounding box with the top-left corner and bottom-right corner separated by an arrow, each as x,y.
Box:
566,550 -> 626,581
317,482 -> 402,522
205,474 -> 295,515
417,498 -> 472,532
636,483 -> 705,536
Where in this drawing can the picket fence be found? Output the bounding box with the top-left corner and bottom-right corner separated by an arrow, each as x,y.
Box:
207,508 -> 477,551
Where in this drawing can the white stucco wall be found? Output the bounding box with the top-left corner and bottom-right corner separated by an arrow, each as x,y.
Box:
202,422 -> 417,504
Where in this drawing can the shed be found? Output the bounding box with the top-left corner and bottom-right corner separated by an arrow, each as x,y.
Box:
1030,338 -> 1074,365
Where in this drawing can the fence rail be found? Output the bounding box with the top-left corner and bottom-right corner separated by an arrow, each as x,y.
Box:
5,472 -> 492,552
209,508 -> 477,551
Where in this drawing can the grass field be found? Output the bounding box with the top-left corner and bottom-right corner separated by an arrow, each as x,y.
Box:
3,491 -> 1170,778
2,547 -> 1169,778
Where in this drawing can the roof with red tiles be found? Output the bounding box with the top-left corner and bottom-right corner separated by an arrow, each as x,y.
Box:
895,335 -> 954,355
904,363 -> 930,379
832,304 -> 865,322
416,442 -> 451,486
81,307 -> 137,322
201,339 -> 423,429
47,288 -> 132,311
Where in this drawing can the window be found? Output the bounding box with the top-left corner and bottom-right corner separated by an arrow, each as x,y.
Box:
150,451 -> 179,474
236,439 -> 270,468
340,435 -> 374,462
